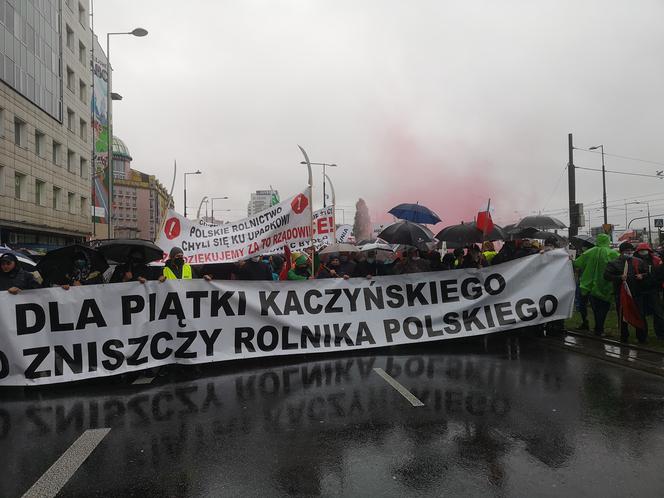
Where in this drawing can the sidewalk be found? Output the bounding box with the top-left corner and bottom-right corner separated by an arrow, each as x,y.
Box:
541,330 -> 664,377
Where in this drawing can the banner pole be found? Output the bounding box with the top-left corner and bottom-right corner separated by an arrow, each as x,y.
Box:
155,159 -> 177,243
298,145 -> 315,276
325,172 -> 336,242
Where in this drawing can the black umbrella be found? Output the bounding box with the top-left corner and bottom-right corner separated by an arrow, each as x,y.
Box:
532,231 -> 568,245
436,222 -> 506,247
377,221 -> 436,246
37,244 -> 108,285
571,234 -> 596,247
93,239 -> 165,264
388,203 -> 442,224
515,215 -> 566,230
505,225 -> 541,240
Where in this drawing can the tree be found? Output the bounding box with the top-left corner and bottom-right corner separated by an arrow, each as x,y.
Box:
352,198 -> 372,242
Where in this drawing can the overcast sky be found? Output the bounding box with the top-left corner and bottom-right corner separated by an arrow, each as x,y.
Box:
94,0 -> 664,232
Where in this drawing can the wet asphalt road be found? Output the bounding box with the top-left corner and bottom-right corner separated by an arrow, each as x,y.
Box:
2,336 -> 664,497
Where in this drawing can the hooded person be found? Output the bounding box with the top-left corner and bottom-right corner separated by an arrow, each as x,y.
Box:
481,241 -> 498,264
317,254 -> 347,279
159,247 -> 212,282
0,253 -> 40,294
573,233 -> 619,337
603,241 -> 650,343
110,249 -> 153,283
62,251 -> 104,287
288,254 -> 312,280
233,255 -> 273,281
632,243 -> 664,339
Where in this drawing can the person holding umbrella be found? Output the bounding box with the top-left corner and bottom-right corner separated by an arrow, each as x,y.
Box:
110,249 -> 153,283
0,252 -> 40,294
62,251 -> 104,288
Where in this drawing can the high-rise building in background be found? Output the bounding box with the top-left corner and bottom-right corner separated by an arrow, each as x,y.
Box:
0,0 -> 92,250
247,189 -> 278,216
110,136 -> 171,240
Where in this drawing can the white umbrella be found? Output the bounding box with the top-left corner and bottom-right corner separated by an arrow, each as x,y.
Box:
359,242 -> 395,252
320,243 -> 359,254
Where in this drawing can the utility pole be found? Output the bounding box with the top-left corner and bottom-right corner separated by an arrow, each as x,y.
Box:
567,133 -> 578,237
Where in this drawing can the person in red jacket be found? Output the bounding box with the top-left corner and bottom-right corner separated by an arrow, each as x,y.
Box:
634,242 -> 664,339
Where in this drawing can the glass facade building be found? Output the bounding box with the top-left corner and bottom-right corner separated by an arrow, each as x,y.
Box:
0,0 -> 62,120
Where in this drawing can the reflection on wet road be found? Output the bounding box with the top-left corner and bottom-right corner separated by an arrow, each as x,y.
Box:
2,337 -> 664,497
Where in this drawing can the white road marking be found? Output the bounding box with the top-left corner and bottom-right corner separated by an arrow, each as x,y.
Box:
132,375 -> 156,385
22,428 -> 111,498
373,368 -> 425,407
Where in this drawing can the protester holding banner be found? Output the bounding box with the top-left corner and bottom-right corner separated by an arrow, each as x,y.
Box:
0,253 -> 40,294
159,247 -> 212,282
109,250 -> 153,284
460,245 -> 485,269
62,251 -> 104,288
288,255 -> 312,280
394,247 -> 431,274
233,257 -> 273,281
317,254 -> 350,279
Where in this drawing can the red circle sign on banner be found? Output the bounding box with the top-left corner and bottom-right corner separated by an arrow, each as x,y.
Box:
164,217 -> 181,239
291,193 -> 309,214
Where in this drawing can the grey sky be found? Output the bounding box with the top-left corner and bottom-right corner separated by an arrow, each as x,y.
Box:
94,0 -> 664,232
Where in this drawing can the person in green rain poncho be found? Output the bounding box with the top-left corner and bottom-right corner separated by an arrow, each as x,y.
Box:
573,233 -> 619,336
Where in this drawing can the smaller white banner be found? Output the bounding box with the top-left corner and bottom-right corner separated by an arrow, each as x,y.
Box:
156,188 -> 312,264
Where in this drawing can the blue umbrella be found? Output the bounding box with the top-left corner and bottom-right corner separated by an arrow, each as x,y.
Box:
388,203 -> 441,224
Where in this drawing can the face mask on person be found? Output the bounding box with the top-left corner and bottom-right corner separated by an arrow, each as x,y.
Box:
74,259 -> 87,270
623,251 -> 634,259
638,250 -> 649,257
173,256 -> 185,267
366,257 -> 375,264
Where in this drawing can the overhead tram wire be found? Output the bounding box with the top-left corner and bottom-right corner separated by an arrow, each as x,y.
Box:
574,147 -> 664,169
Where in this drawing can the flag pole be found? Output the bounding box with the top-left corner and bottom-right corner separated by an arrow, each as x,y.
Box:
155,159 -> 177,243
325,172 -> 336,242
298,145 -> 315,276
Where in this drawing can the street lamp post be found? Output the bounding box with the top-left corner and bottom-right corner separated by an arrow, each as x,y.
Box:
589,145 -> 607,225
300,161 -> 337,207
106,27 -> 148,239
211,196 -> 229,222
184,170 -> 202,218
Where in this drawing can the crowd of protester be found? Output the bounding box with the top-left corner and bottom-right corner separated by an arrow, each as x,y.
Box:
3,234 -> 663,345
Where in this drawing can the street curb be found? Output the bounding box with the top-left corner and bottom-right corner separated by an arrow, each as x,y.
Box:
541,332 -> 664,378
565,329 -> 664,357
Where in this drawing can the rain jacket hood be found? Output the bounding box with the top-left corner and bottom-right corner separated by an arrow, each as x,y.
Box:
573,233 -> 618,302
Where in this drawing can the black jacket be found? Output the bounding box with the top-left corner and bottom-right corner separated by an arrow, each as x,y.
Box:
233,260 -> 273,281
0,266 -> 40,291
604,256 -> 649,295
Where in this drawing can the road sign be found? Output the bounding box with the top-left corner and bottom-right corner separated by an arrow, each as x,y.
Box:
654,218 -> 663,228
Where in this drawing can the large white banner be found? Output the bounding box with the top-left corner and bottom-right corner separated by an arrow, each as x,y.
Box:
0,251 -> 575,386
156,187 -> 312,265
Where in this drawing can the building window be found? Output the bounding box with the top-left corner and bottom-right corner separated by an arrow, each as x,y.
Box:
52,141 -> 62,165
79,118 -> 87,142
67,150 -> 76,172
35,130 -> 45,157
66,25 -> 74,51
80,197 -> 88,217
79,41 -> 87,65
14,117 -> 25,147
35,179 -> 46,205
67,109 -> 75,132
78,3 -> 86,26
79,80 -> 87,103
113,160 -> 126,179
66,67 -> 75,91
80,157 -> 88,178
68,192 -> 76,214
53,186 -> 62,210
15,173 -> 26,200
